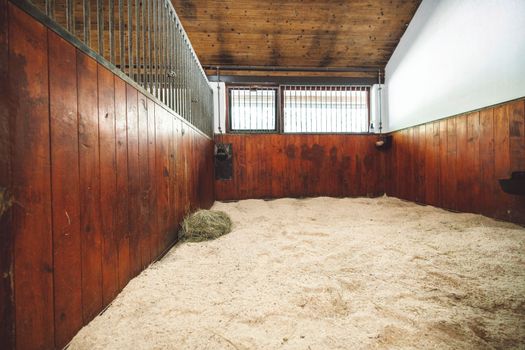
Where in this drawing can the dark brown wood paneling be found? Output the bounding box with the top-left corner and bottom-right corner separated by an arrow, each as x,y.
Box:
0,0 -> 14,347
126,84 -> 141,278
388,98 -> 525,226
466,112 -> 481,213
479,108 -> 496,217
9,4 -> 54,349
98,65 -> 118,307
77,50 -> 103,324
48,31 -> 83,349
156,105 -> 171,250
214,134 -> 384,201
138,93 -> 151,269
114,77 -> 130,292
4,4 -> 216,347
507,101 -> 525,222
455,114 -> 468,212
494,104 -> 511,221
147,99 -> 159,259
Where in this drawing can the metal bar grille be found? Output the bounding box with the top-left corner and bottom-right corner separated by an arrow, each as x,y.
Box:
228,87 -> 277,132
283,85 -> 370,133
25,0 -> 213,136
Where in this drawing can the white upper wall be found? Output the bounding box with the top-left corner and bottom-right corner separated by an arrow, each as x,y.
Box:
385,0 -> 525,132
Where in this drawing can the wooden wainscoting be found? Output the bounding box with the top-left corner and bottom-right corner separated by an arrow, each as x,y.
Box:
386,98 -> 525,225
1,3 -> 214,349
215,134 -> 385,200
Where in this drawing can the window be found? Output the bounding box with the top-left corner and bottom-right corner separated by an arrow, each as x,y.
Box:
228,87 -> 277,132
226,85 -> 370,133
283,86 -> 369,133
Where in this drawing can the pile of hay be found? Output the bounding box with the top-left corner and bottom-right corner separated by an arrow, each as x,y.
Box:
180,210 -> 232,242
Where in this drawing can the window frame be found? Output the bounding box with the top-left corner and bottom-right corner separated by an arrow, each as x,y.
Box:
226,84 -> 280,134
225,84 -> 371,135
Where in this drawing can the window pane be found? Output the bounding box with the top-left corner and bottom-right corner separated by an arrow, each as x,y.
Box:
229,88 -> 276,131
283,86 -> 369,133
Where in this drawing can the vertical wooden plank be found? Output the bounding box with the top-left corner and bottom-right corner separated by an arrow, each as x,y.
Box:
48,31 -> 82,349
438,120 -> 448,209
0,0 -> 14,347
156,104 -> 170,252
126,84 -> 141,278
9,5 -> 54,349
98,65 -> 118,306
168,109 -> 177,244
400,130 -> 409,200
77,50 -> 103,324
271,134 -> 284,198
494,105 -> 511,220
445,117 -> 457,211
509,100 -> 525,171
114,77 -> 130,291
175,119 -> 185,229
147,99 -> 159,259
467,112 -> 481,213
424,123 -> 434,205
417,124 -> 426,204
507,101 -> 525,223
455,114 -> 468,212
479,108 -> 495,217
137,94 -> 150,269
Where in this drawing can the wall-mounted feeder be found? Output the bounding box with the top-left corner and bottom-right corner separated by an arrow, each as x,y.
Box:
375,134 -> 392,150
215,143 -> 233,180
499,171 -> 525,196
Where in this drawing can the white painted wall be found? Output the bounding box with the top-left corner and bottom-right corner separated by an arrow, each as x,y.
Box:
385,0 -> 525,132
211,82 -> 227,134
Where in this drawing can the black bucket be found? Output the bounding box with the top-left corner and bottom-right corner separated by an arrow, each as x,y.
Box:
499,171 -> 525,196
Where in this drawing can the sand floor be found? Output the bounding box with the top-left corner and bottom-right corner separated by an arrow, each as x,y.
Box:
69,196 -> 525,350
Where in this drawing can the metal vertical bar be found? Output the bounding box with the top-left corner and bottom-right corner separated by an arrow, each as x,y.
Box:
168,13 -> 173,110
109,0 -> 115,64
175,22 -> 180,115
134,0 -> 140,84
179,26 -> 184,118
46,0 -> 54,19
264,88 -> 268,129
119,0 -> 124,70
340,86 -> 343,132
146,0 -> 151,93
140,0 -> 145,87
293,86 -> 296,132
127,0 -> 133,78
181,31 -> 185,120
151,0 -> 156,96
66,0 -> 74,32
299,86 -> 304,132
186,37 -> 189,121
160,0 -> 165,102
324,86 -> 327,133
162,6 -> 166,103
83,0 -> 90,45
329,86 -> 333,132
170,14 -> 175,110
304,86 -> 308,133
161,4 -> 166,105
97,0 -> 103,56
182,29 -> 186,119
293,85 -> 303,132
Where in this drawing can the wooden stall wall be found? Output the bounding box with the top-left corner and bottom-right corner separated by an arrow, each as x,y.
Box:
215,134 -> 385,200
1,3 -> 214,349
386,98 -> 525,225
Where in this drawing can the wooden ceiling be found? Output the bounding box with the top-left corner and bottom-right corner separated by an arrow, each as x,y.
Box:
171,0 -> 421,75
